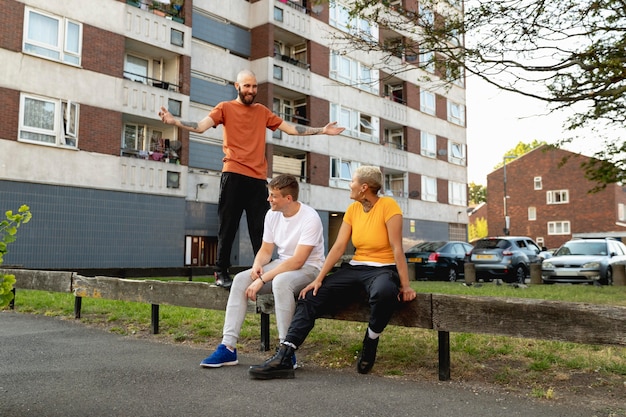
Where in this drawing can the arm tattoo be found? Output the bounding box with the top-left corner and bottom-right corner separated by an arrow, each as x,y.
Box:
181,120 -> 199,129
295,125 -> 323,135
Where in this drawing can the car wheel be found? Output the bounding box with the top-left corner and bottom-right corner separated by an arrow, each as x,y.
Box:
506,265 -> 526,284
447,267 -> 457,282
600,267 -> 613,286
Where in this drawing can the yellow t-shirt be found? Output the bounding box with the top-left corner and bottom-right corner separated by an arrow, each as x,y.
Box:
344,197 -> 402,264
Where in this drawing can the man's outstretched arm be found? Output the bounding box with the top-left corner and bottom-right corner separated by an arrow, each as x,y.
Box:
158,106 -> 215,133
278,121 -> 345,136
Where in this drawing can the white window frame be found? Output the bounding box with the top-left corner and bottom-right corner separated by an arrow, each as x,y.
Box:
421,176 -> 437,202
19,93 -> 79,148
448,142 -> 466,165
330,51 -> 379,94
420,90 -> 436,115
330,104 -> 379,142
419,48 -> 435,73
619,203 -> 625,222
329,1 -> 378,41
546,190 -> 569,204
447,100 -> 465,126
421,131 -> 436,158
548,221 -> 571,235
528,206 -> 537,221
534,176 -> 543,190
384,173 -> 407,197
330,157 -> 360,189
23,7 -> 82,66
448,181 -> 467,206
122,123 -> 163,155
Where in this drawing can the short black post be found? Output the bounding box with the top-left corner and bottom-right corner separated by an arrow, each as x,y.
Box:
74,297 -> 82,319
151,304 -> 159,334
438,331 -> 451,381
260,312 -> 270,351
9,288 -> 15,310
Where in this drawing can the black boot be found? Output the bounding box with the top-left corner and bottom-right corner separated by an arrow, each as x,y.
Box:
356,331 -> 379,374
214,271 -> 233,290
248,344 -> 296,380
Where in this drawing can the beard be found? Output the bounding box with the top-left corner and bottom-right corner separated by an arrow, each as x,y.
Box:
238,88 -> 256,105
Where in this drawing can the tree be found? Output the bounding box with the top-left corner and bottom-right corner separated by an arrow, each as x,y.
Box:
468,182 -> 486,204
0,205 -> 32,308
329,0 -> 626,186
492,140 -> 546,170
468,216 -> 488,242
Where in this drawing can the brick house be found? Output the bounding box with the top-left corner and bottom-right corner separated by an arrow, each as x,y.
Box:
485,145 -> 626,249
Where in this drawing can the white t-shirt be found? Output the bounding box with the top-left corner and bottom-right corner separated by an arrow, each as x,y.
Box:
262,202 -> 325,270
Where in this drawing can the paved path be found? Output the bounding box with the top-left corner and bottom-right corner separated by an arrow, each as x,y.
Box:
0,312 -> 596,417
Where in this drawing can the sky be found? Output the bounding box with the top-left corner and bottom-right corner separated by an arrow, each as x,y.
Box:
465,76 -> 589,185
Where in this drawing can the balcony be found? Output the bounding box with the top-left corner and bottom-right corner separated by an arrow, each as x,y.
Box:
124,1 -> 190,54
126,0 -> 184,23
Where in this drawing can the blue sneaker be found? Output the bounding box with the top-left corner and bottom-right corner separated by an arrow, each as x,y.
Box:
292,351 -> 298,369
200,344 -> 238,368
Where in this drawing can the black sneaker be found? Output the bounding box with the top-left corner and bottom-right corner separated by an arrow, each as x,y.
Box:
214,271 -> 233,289
248,344 -> 296,380
356,331 -> 379,374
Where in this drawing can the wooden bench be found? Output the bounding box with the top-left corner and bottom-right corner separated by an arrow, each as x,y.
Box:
5,268 -> 626,381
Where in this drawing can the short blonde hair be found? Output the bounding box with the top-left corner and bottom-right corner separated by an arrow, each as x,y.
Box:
354,165 -> 382,194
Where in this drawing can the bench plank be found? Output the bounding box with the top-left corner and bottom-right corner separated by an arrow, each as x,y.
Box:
432,294 -> 626,346
4,268 -> 73,293
73,275 -> 231,310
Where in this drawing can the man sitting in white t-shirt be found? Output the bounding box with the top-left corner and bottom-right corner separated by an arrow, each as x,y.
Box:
200,174 -> 325,368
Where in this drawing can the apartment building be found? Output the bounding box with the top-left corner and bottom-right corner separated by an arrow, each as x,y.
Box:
0,0 -> 468,269
485,146 -> 626,249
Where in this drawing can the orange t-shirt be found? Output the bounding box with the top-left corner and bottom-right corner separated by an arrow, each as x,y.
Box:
344,197 -> 402,264
209,101 -> 283,179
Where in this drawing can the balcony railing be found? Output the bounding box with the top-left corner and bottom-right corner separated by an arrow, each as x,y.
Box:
123,71 -> 181,93
274,53 -> 310,70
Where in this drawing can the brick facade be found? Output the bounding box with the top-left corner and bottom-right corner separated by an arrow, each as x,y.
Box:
486,146 -> 626,249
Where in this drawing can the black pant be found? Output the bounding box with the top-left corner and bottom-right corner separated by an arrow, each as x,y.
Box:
284,263 -> 401,347
215,172 -> 269,271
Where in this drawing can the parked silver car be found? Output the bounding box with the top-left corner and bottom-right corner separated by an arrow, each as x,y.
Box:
469,236 -> 543,283
541,238 -> 626,285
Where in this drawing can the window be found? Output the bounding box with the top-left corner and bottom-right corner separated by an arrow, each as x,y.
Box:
528,206 -> 537,221
419,48 -> 435,73
122,123 -> 164,155
23,7 -> 82,66
330,51 -> 379,93
534,176 -> 542,190
420,90 -> 436,115
19,94 -> 79,148
448,181 -> 466,206
274,6 -> 284,22
384,128 -> 404,150
330,104 -> 379,142
419,3 -> 435,26
273,65 -> 283,80
448,142 -> 466,165
171,29 -> 184,47
547,190 -> 569,204
329,1 -> 377,40
168,99 -> 182,117
619,203 -> 625,222
447,100 -> 465,126
536,236 -> 545,247
421,131 -> 436,158
384,173 -> 406,197
330,158 -> 360,188
548,221 -> 570,235
421,176 -> 437,202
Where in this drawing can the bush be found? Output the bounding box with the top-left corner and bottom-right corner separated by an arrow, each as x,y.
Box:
0,205 -> 32,307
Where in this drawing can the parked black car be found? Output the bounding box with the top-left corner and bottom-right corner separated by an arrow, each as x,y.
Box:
468,236 -> 543,283
405,241 -> 473,281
